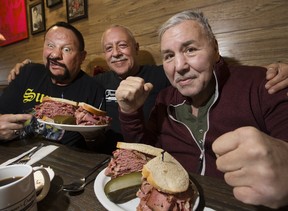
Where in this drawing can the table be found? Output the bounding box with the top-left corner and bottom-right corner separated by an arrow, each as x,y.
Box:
0,138 -> 286,211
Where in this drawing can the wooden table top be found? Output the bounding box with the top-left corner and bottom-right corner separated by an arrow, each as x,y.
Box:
0,138 -> 286,211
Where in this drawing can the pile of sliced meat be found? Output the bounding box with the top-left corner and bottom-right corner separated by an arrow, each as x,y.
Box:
137,180 -> 195,211
105,149 -> 153,178
34,101 -> 76,119
74,107 -> 111,125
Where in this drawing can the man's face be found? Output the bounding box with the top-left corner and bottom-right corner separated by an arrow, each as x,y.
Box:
161,20 -> 219,99
102,27 -> 139,78
43,26 -> 86,85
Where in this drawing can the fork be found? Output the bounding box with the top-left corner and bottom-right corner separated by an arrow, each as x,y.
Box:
17,143 -> 44,164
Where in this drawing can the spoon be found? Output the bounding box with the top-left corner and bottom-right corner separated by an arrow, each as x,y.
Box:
62,157 -> 110,192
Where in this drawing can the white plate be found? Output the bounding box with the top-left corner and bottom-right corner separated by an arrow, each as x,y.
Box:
94,169 -> 200,211
34,166 -> 54,192
37,119 -> 108,132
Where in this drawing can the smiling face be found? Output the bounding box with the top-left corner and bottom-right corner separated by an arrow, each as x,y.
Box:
43,26 -> 86,85
160,20 -> 219,104
102,26 -> 139,79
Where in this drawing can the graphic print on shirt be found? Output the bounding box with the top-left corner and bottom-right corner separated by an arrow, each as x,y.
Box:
105,89 -> 117,103
23,88 -> 46,103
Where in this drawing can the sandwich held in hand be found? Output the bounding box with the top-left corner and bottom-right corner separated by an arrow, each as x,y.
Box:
34,96 -> 111,125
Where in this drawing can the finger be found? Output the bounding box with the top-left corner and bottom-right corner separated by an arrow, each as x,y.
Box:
265,65 -> 278,81
212,130 -> 240,156
215,150 -> 244,173
233,186 -> 263,206
266,80 -> 288,94
144,82 -> 153,92
10,114 -> 32,123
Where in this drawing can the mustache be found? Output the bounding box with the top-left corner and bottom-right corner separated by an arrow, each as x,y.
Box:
110,55 -> 128,63
47,57 -> 67,68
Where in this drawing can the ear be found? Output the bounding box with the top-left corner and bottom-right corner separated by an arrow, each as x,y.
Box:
80,50 -> 87,63
214,39 -> 220,62
135,42 -> 139,55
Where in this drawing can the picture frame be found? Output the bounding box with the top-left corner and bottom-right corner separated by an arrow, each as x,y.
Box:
46,0 -> 63,8
0,0 -> 29,46
29,1 -> 46,35
66,0 -> 88,23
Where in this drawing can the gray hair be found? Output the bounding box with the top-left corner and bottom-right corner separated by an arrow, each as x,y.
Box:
101,24 -> 137,49
158,10 -> 215,42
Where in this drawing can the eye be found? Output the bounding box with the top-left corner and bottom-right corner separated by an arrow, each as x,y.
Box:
47,43 -> 54,49
118,43 -> 128,49
162,53 -> 174,62
185,47 -> 197,55
104,46 -> 112,52
62,47 -> 71,54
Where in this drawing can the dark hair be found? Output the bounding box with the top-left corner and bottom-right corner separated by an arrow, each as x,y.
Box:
45,22 -> 85,51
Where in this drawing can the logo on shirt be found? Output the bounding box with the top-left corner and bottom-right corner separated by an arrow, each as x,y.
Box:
23,88 -> 45,103
105,89 -> 117,103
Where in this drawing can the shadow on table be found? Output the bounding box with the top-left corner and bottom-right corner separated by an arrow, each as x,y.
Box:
38,175 -> 70,210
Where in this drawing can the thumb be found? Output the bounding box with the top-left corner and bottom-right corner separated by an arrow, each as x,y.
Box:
144,82 -> 153,92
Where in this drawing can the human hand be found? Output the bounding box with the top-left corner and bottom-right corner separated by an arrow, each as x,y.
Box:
115,76 -> 153,114
7,59 -> 31,83
0,114 -> 33,141
265,63 -> 288,95
212,126 -> 288,209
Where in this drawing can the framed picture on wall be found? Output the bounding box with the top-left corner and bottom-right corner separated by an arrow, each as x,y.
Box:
29,1 -> 46,35
47,0 -> 63,8
66,0 -> 88,23
0,0 -> 29,46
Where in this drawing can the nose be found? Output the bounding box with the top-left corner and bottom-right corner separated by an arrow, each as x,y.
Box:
111,45 -> 121,57
174,54 -> 188,72
50,48 -> 62,59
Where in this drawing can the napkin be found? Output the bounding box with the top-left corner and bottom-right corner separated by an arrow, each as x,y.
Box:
0,145 -> 58,166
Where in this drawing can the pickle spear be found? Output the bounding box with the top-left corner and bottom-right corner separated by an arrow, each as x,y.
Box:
104,171 -> 142,203
53,115 -> 76,125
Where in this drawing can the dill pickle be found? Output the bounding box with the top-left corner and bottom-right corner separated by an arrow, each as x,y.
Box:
104,171 -> 142,203
53,115 -> 76,125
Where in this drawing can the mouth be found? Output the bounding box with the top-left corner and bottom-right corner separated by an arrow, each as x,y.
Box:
48,58 -> 66,69
111,59 -> 127,64
176,76 -> 196,87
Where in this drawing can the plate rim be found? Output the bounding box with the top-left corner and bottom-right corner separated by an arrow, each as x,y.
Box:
37,118 -> 108,132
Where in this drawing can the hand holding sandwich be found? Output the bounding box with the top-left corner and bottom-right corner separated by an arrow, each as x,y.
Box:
0,114 -> 32,141
116,76 -> 153,114
212,126 -> 288,208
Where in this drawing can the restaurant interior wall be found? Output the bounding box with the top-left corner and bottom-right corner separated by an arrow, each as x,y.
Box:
0,0 -> 287,81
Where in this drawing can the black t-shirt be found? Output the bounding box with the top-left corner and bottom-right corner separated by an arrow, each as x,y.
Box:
94,65 -> 170,134
0,63 -> 105,149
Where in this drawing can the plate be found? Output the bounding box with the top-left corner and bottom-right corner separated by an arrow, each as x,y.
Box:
94,168 -> 200,211
37,119 -> 108,132
34,166 -> 54,192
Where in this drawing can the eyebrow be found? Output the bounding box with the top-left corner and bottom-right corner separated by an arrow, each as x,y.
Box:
161,40 -> 195,54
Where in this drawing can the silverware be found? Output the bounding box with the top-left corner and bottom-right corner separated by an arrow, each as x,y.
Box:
10,143 -> 44,165
62,157 -> 110,192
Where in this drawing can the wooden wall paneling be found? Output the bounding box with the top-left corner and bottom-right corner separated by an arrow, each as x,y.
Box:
0,0 -> 287,81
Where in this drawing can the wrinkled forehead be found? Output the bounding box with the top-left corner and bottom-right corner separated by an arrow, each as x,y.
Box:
102,27 -> 134,45
45,26 -> 80,47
